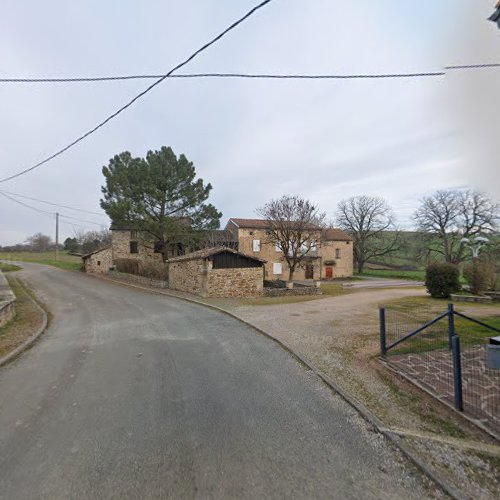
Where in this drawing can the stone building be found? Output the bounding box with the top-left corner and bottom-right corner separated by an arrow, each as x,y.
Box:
82,247 -> 112,274
168,247 -> 265,298
225,218 -> 353,281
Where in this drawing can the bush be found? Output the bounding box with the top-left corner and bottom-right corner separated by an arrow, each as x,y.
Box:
425,263 -> 460,298
114,258 -> 139,275
138,261 -> 169,281
463,260 -> 496,295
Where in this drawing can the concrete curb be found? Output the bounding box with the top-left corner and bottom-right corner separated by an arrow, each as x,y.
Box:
92,273 -> 465,500
0,278 -> 49,368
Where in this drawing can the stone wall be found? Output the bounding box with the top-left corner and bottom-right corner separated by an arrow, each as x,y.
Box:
112,230 -> 162,263
205,267 -> 264,298
84,248 -> 113,274
321,240 -> 353,279
0,271 -> 16,328
237,228 -> 322,281
263,287 -> 322,297
107,270 -> 169,289
168,259 -> 205,295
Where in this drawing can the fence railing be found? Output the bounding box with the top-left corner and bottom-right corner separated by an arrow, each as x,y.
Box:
380,303 -> 500,434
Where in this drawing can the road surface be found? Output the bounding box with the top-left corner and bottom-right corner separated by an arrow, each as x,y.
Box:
0,264 -> 431,499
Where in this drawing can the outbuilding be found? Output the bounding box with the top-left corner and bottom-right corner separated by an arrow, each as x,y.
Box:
168,247 -> 265,298
82,247 -> 112,274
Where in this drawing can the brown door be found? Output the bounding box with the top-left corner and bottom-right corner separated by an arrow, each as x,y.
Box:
305,264 -> 314,279
325,266 -> 333,279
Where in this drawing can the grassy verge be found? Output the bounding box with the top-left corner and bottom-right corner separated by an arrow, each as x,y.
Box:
358,269 -> 425,281
0,276 -> 46,359
0,251 -> 81,271
0,263 -> 21,272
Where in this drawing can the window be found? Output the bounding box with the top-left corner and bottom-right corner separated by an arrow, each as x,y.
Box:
154,241 -> 163,253
275,242 -> 281,252
273,262 -> 282,275
310,240 -> 317,252
335,248 -> 341,259
97,261 -> 101,266
130,230 -> 138,239
130,241 -> 138,254
252,239 -> 261,252
249,231 -> 254,236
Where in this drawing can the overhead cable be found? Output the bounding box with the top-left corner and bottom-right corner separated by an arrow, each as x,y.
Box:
0,0 -> 273,184
0,189 -> 107,216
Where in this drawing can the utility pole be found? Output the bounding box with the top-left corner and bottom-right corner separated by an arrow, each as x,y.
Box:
55,212 -> 59,261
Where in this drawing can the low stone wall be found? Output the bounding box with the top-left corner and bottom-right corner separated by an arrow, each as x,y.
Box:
485,291 -> 500,303
107,270 -> 168,289
450,294 -> 492,304
263,287 -> 322,297
0,271 -> 16,327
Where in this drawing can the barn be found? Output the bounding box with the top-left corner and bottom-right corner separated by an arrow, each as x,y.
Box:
167,247 -> 265,298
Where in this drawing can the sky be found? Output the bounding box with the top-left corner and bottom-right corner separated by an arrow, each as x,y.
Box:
0,0 -> 499,245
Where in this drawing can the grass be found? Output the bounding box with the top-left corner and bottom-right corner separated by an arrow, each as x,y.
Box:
0,276 -> 45,359
358,269 -> 425,281
0,263 -> 21,272
0,251 -> 82,271
240,295 -> 319,306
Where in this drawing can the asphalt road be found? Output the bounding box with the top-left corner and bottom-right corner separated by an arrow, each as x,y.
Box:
0,264 -> 431,499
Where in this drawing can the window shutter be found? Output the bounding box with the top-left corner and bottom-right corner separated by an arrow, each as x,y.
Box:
253,239 -> 261,252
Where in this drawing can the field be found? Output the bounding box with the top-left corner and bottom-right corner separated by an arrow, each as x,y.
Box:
358,269 -> 425,281
0,251 -> 82,271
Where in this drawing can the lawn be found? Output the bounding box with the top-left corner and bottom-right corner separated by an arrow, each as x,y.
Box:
358,269 -> 425,281
381,295 -> 500,355
0,263 -> 21,272
0,251 -> 82,271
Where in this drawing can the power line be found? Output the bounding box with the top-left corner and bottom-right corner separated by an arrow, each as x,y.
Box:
0,190 -> 106,228
445,63 -> 500,70
0,0 -> 273,184
59,213 -> 106,227
0,190 -> 55,217
0,189 -> 107,216
2,63 -> 500,84
0,71 -> 446,83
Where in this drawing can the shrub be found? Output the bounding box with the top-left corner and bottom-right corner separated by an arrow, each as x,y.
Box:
425,263 -> 460,298
463,260 -> 496,295
114,258 -> 139,275
138,261 -> 169,281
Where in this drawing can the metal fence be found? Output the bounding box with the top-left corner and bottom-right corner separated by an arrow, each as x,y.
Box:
380,304 -> 500,436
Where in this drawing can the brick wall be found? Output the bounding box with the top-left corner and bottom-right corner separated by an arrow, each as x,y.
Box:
168,259 -> 205,295
205,267 -> 263,297
83,248 -> 113,274
0,271 -> 16,328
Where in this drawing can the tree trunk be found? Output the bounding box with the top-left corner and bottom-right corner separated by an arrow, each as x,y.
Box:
357,261 -> 364,274
288,267 -> 294,281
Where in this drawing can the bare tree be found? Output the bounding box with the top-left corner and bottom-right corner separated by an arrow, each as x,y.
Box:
335,196 -> 400,273
257,195 -> 325,281
25,233 -> 53,252
414,189 -> 499,264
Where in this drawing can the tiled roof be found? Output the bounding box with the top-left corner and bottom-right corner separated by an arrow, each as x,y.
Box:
167,246 -> 266,264
321,228 -> 353,242
82,246 -> 111,259
227,218 -> 321,231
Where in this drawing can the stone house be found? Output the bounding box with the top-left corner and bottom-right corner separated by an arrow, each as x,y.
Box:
168,247 -> 265,298
82,247 -> 113,274
225,218 -> 353,281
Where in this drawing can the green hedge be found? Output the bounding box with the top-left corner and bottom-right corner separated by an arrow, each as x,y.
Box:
425,263 -> 460,298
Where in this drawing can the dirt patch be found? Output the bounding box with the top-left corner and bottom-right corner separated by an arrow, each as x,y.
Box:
0,276 -> 46,359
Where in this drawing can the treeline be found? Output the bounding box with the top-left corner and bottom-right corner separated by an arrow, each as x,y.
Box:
0,230 -> 111,255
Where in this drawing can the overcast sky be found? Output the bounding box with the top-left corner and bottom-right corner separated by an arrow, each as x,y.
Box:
0,0 -> 498,245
